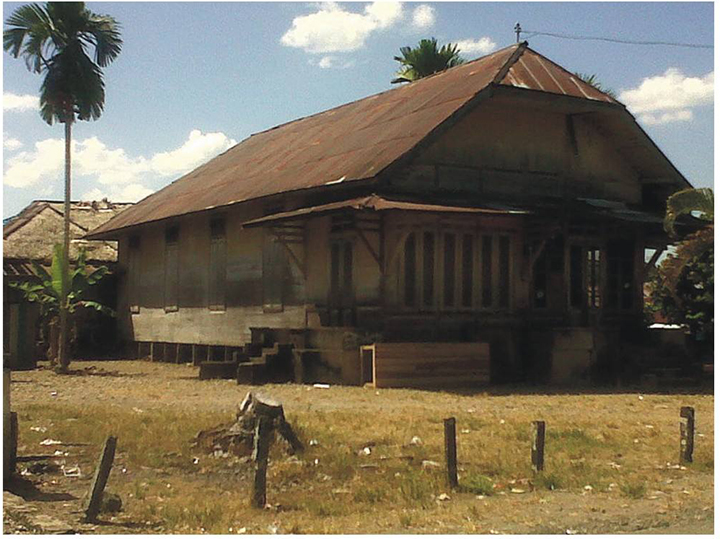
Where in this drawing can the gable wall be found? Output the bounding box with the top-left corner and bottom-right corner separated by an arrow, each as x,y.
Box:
393,99 -> 642,203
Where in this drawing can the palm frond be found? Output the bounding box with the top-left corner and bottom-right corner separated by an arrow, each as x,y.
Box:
664,187 -> 714,237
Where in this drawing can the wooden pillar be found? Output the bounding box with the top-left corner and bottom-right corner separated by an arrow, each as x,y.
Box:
444,417 -> 458,489
531,420 -> 546,472
680,406 -> 695,464
83,436 -> 117,523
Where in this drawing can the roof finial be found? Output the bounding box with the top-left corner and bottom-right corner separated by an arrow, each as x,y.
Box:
514,22 -> 522,43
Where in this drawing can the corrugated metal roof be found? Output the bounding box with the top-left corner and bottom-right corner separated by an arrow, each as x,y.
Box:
241,195 -> 527,228
89,42 -> 668,238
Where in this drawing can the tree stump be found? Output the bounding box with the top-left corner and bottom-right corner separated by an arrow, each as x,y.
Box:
191,392 -> 304,456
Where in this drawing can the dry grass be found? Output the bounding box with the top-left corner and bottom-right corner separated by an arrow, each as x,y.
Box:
7,360 -> 714,534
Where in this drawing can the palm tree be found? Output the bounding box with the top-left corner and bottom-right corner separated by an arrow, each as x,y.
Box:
574,72 -> 617,99
392,38 -> 465,84
4,2 -> 122,373
664,187 -> 714,238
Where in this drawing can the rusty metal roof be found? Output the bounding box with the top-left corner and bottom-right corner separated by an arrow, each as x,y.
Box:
241,195 -> 527,228
89,42 -> 658,238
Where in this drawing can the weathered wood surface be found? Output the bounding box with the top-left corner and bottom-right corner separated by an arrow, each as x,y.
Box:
192,392 -> 303,456
83,436 -> 117,523
531,420 -> 546,472
444,417 -> 459,489
680,406 -> 695,464
251,416 -> 272,508
369,342 -> 490,388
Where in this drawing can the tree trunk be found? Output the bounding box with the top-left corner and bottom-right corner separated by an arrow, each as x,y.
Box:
58,118 -> 72,374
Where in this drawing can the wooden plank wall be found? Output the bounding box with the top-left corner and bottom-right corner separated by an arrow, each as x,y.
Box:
369,342 -> 490,388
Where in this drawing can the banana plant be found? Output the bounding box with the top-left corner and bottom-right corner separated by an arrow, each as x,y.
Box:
9,244 -> 114,366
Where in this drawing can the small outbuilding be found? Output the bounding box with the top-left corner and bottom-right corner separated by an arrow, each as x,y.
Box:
4,199 -> 132,369
87,43 -> 691,386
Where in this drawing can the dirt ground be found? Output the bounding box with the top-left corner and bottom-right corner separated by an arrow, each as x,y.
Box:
3,360 -> 714,534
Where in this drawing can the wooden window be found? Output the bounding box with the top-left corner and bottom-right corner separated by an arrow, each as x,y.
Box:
498,236 -> 510,308
570,245 -> 583,308
330,240 -> 354,308
570,244 -> 602,310
164,226 -> 179,312
263,237 -> 286,312
481,235 -> 493,307
461,234 -> 474,308
443,233 -> 456,307
128,235 -> 141,313
422,232 -> 435,307
587,248 -> 602,309
208,218 -> 226,311
607,240 -> 635,310
403,233 -> 416,307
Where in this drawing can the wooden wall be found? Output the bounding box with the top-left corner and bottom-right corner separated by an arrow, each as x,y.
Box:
391,97 -> 642,204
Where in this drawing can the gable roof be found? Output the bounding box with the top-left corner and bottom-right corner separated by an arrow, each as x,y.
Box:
4,199 -> 133,267
88,42 -> 687,239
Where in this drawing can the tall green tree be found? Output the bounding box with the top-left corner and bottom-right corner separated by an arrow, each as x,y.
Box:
4,2 -> 122,373
392,38 -> 465,84
647,188 -> 714,338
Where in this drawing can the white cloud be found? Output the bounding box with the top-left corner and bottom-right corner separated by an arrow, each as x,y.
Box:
411,5 -> 435,29
3,92 -> 39,112
314,55 -> 355,69
638,110 -> 694,126
3,136 -> 23,151
620,68 -> 713,125
150,130 -> 237,176
4,130 -> 236,197
281,2 -> 403,53
455,37 -> 497,56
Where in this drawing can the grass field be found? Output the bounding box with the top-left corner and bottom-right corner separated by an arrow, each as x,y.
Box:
5,360 -> 714,534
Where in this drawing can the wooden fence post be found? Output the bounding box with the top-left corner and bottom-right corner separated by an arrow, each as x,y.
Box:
531,420 -> 546,472
680,406 -> 695,464
251,416 -> 273,508
83,436 -> 117,523
444,417 -> 458,489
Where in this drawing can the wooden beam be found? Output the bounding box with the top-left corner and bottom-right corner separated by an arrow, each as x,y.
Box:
356,227 -> 381,269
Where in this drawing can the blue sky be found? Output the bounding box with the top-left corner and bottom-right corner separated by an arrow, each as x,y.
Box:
2,1 -> 715,218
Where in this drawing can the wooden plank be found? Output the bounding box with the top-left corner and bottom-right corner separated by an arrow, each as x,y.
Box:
83,436 -> 117,523
531,420 -> 546,472
251,416 -> 272,509
444,417 -> 459,489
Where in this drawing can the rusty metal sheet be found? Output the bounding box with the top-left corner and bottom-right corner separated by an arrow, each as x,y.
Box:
499,48 -> 618,104
88,45 -> 521,238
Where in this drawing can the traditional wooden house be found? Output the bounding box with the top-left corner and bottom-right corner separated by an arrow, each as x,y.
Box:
4,199 -> 132,369
87,43 -> 691,386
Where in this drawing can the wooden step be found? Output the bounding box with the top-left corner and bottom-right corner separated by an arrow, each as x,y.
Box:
199,361 -> 237,380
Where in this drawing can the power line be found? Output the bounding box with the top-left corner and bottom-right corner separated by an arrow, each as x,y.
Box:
520,29 -> 712,49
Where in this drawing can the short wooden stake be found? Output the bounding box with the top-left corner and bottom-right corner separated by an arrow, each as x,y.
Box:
531,420 -> 546,472
443,417 -> 458,489
9,412 -> 18,475
680,406 -> 695,464
83,436 -> 117,523
251,416 -> 272,508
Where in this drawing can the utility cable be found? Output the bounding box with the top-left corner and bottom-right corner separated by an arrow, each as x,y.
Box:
520,30 -> 712,49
